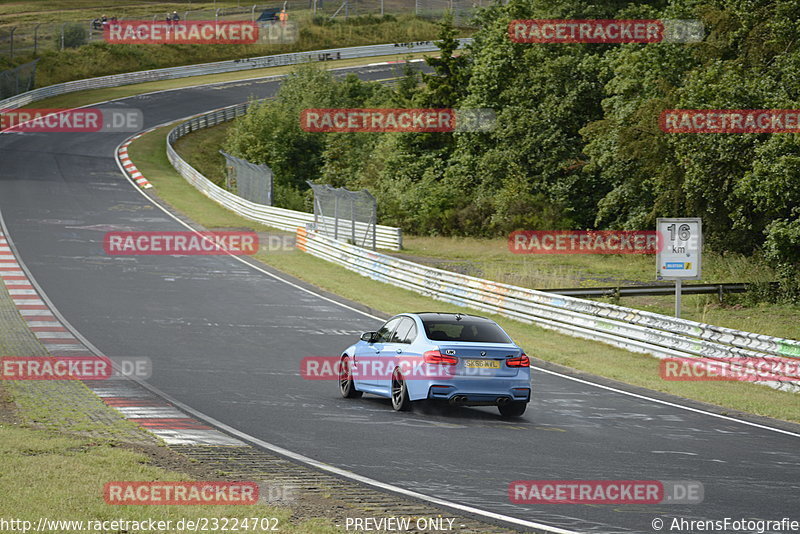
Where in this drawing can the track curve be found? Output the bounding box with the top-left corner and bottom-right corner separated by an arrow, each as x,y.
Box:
0,63 -> 798,534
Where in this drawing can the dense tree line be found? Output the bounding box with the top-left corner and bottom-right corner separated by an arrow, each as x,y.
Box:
224,0 -> 800,301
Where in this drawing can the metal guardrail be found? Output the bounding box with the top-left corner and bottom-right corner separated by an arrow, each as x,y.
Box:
549,283 -> 756,299
0,40 -> 469,111
297,228 -> 800,392
166,102 -> 403,250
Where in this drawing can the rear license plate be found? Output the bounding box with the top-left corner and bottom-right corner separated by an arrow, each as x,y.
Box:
465,359 -> 501,369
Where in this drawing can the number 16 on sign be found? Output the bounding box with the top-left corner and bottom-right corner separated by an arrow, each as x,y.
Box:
656,218 -> 702,318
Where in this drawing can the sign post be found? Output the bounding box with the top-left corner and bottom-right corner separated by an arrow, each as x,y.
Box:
656,218 -> 702,318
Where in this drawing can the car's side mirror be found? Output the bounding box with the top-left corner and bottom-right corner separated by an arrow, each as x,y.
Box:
360,331 -> 377,343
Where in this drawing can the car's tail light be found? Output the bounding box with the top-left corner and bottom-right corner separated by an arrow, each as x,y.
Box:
506,354 -> 530,367
423,350 -> 457,366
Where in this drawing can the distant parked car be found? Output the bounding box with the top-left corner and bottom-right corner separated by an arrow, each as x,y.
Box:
339,312 -> 532,416
256,8 -> 280,22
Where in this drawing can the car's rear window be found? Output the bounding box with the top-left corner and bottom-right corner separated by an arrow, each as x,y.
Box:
422,318 -> 512,343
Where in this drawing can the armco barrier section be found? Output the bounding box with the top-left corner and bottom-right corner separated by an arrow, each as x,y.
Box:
0,41 -> 468,111
166,102 -> 403,250
296,228 -> 800,393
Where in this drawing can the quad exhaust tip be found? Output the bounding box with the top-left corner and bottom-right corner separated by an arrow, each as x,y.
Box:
448,395 -> 511,405
449,395 -> 467,405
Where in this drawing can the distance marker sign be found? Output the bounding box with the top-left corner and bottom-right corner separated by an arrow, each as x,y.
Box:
656,218 -> 702,280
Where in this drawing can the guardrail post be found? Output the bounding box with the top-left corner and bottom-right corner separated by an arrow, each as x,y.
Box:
33,24 -> 41,55
333,195 -> 339,240
718,284 -> 724,304
351,199 -> 356,244
252,5 -> 257,21
9,27 -> 16,60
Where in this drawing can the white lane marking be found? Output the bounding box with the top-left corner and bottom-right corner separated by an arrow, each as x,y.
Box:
148,429 -> 245,446
8,289 -> 36,295
42,344 -> 86,351
15,299 -> 46,306
124,378 -> 582,534
33,331 -> 74,339
19,310 -> 55,317
25,321 -> 64,327
535,367 -> 800,438
116,407 -> 187,418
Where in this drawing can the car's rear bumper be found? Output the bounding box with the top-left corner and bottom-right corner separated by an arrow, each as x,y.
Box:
423,379 -> 531,405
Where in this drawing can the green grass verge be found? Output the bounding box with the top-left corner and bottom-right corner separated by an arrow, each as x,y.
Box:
0,423 -> 336,533
126,122 -> 800,424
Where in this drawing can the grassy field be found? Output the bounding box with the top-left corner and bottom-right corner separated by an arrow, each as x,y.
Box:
1,0 -> 460,84
0,1 -> 237,26
0,425 -> 333,533
0,0 -> 420,25
0,402 -> 336,533
125,122 -> 800,423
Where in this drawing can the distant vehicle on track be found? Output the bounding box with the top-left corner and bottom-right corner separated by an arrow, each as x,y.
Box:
256,8 -> 281,22
339,312 -> 531,416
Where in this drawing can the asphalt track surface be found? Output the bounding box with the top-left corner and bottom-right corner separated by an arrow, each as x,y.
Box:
1,63 -> 798,534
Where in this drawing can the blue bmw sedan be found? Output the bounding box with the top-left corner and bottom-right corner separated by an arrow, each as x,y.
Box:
339,312 -> 531,416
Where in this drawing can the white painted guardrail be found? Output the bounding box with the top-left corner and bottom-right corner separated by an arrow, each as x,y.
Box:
167,102 -> 403,250
297,228 -> 800,393
0,41 -> 467,110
